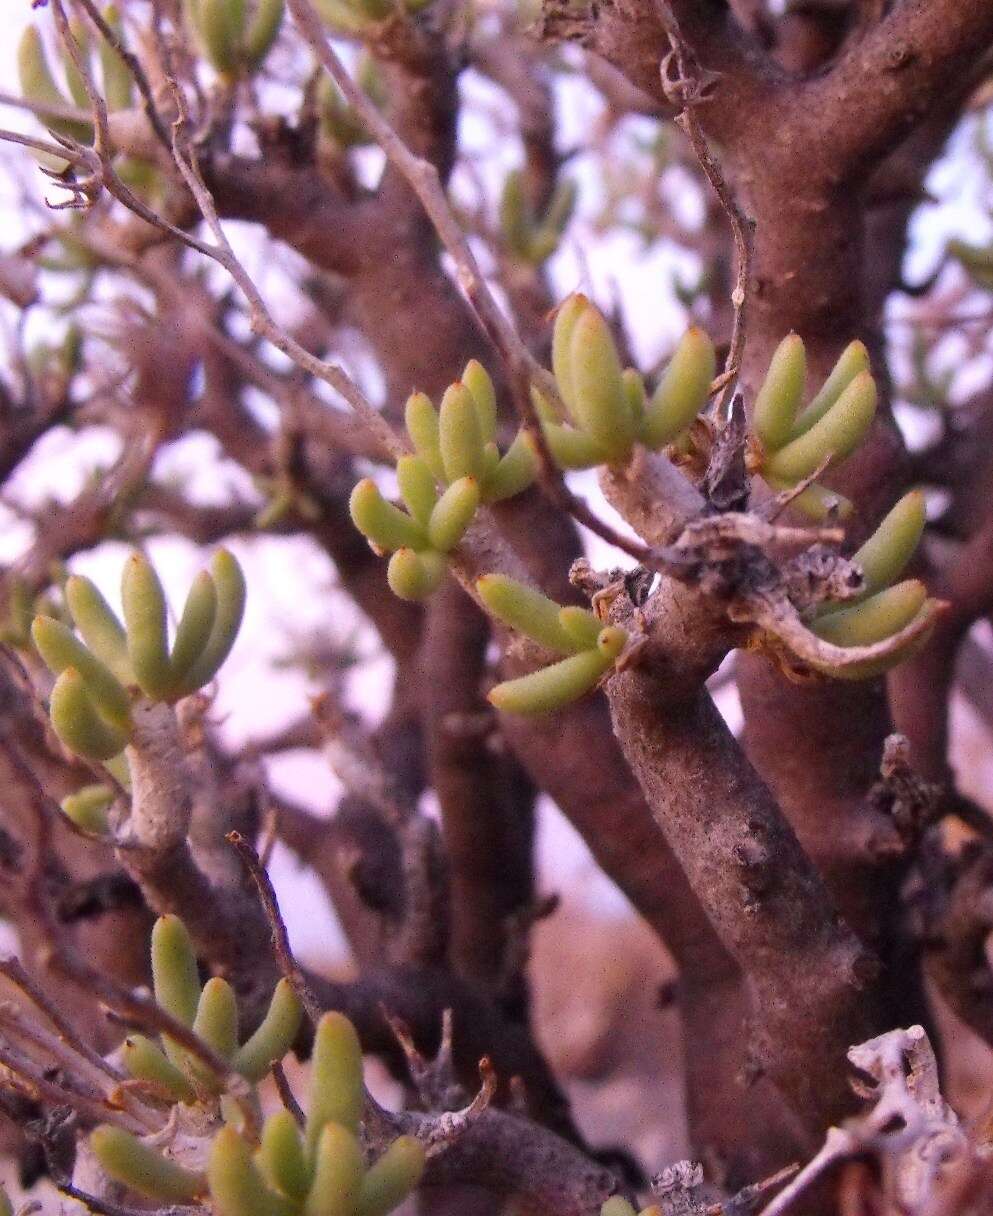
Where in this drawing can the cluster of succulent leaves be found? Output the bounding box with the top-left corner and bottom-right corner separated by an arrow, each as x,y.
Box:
91,917 -> 424,1216
31,549 -> 246,765
313,0 -> 432,36
477,575 -> 629,715
349,360 -> 537,600
750,333 -> 878,519
124,915 -> 305,1100
805,489 -> 933,680
536,293 -> 717,469
183,0 -> 285,80
344,293 -> 935,712
499,170 -> 577,265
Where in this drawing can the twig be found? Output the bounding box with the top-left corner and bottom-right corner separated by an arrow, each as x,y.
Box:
226,830 -> 323,1025
75,0 -> 173,153
0,955 -> 120,1084
0,127 -> 86,164
160,85 -> 404,462
284,0 -> 653,562
57,1181 -> 161,1216
660,20 -> 754,420
272,1061 -> 305,1127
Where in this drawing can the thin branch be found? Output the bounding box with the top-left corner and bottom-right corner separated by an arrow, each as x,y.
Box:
226,830 -> 323,1025
75,0 -> 173,153
0,956 -> 119,1085
661,23 -> 754,419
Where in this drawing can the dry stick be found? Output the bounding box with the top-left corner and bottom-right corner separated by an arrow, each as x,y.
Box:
57,1182 -> 153,1216
272,1061 -> 306,1127
0,88 -> 97,128
161,86 -> 405,463
0,955 -> 120,1084
74,0 -> 174,153
660,24 -> 754,418
0,1039 -> 138,1132
284,0 -> 652,563
0,741 -> 236,1094
226,830 -> 323,1025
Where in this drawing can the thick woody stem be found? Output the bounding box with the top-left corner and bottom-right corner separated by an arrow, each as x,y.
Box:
605,670 -> 878,1130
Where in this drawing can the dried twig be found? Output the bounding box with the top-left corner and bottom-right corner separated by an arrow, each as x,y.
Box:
660,19 -> 754,419
226,830 -> 323,1025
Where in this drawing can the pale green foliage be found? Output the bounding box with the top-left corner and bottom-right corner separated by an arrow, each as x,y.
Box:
349,361 -> 537,601
93,974 -> 423,1216
32,550 -> 246,770
477,574 -> 629,714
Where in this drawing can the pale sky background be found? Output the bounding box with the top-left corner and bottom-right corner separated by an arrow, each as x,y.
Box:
0,2 -> 989,968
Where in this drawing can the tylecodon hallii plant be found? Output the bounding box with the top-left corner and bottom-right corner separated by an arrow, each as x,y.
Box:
87,916 -> 424,1215
342,292 -> 938,714
349,359 -> 538,601
31,549 -> 245,832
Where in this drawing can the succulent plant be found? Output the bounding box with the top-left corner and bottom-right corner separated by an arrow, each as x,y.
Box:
350,361 -> 537,601
32,550 -> 245,763
477,574 -> 628,714
91,939 -> 423,1216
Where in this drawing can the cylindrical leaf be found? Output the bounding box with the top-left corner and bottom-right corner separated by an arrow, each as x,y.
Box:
541,421 -> 605,470
244,0 -> 285,68
499,169 -> 531,258
151,914 -> 201,1027
90,1126 -> 204,1204
386,549 -> 447,601
168,570 -> 217,691
233,978 -> 303,1082
487,649 -> 611,715
65,574 -> 132,684
551,293 -> 588,415
18,26 -> 93,144
484,430 -> 536,503
764,371 -> 877,483
349,480 -> 427,554
49,668 -> 129,762
121,1034 -> 195,1103
396,455 -> 438,528
209,1126 -> 295,1216
557,606 -> 601,650
438,383 -> 485,483
601,1200 -> 638,1216
753,333 -> 806,451
306,1012 -> 364,1154
197,0 -> 246,74
304,1122 -> 365,1216
849,490 -> 926,599
121,553 -> 173,700
461,359 -> 498,444
813,580 -> 927,648
404,392 -> 445,481
640,327 -> 716,450
357,1136 -> 425,1216
567,304 -> 633,461
193,977 -> 239,1060
427,477 -> 480,553
174,549 -> 246,694
32,615 -> 131,731
60,783 -> 113,834
257,1110 -> 311,1201
791,340 -> 870,438
98,6 -> 134,111
476,574 -> 579,653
